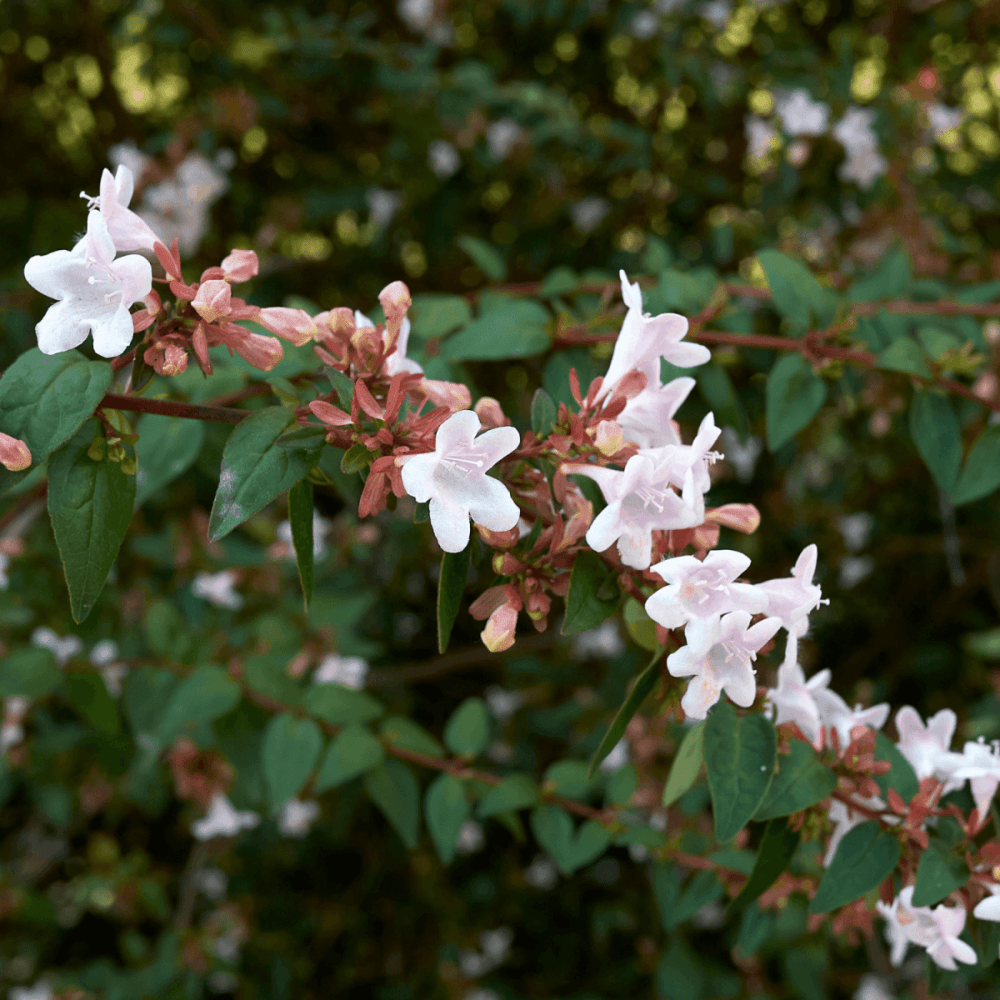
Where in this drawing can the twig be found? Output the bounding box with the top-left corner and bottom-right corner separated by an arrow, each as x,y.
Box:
174,840 -> 210,929
99,392 -> 249,424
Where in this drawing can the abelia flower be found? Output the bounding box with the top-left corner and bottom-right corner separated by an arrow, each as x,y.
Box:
973,887 -> 1000,927
894,706 -> 963,782
618,364 -> 695,448
400,409 -> 520,554
313,654 -> 369,689
191,279 -> 232,324
354,309 -> 423,377
257,306 -> 317,346
481,603 -> 518,652
191,793 -> 260,841
221,248 -> 259,283
191,570 -> 244,610
646,412 -> 723,496
758,544 -> 826,637
666,610 -> 782,720
0,433 -> 31,472
24,210 -> 153,357
877,887 -> 976,970
278,798 -> 321,838
812,686 -> 889,752
645,550 -> 767,630
31,626 -> 82,666
564,455 -> 704,569
775,89 -> 830,137
765,651 -> 832,747
951,739 -> 1000,816
600,271 -> 711,396
80,165 -> 158,251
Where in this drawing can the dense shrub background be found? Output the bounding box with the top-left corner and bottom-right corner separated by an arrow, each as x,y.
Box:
3,1 -> 1000,998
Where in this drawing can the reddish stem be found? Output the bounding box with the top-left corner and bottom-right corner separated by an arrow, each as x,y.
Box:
99,392 -> 249,424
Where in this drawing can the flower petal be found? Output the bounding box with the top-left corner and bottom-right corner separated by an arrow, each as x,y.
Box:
463,475 -> 520,532
472,425 -> 520,468
24,249 -> 91,301
585,504 -> 622,554
110,253 -> 153,306
435,409 -> 480,454
34,300 -> 90,355
90,304 -> 135,358
429,495 -> 471,553
399,453 -> 439,503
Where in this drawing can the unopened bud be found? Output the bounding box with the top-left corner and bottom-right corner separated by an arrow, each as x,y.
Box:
318,307 -> 356,339
420,378 -> 472,412
493,553 -> 525,576
257,307 -> 318,347
221,248 -> 259,283
160,343 -> 188,377
192,279 -> 232,324
590,419 -> 624,457
705,503 -> 761,534
475,396 -> 508,428
378,280 -> 412,344
481,604 -> 517,653
0,433 -> 31,472
233,332 -> 284,372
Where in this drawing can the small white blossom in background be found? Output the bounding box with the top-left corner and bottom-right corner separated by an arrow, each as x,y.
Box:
599,737 -> 630,774
31,627 -> 82,666
630,9 -> 660,37
698,0 -> 732,28
193,867 -> 228,902
459,927 -> 512,978
191,570 -> 243,610
775,89 -> 830,137
571,621 -> 625,660
486,118 -> 524,161
9,981 -> 53,1000
1,697 -> 30,754
832,107 -> 887,189
838,512 -> 874,552
524,855 -> 558,890
720,428 -> 763,483
570,196 -> 611,234
89,639 -> 127,697
484,685 -> 521,723
366,187 -> 403,228
207,972 -> 239,994
853,975 -> 896,1000
744,115 -> 781,164
276,511 -> 331,559
455,820 -> 485,855
877,886 -> 976,970
839,555 -> 874,590
191,794 -> 260,841
428,140 -> 461,178
926,103 -> 965,140
278,798 -> 321,838
313,654 -> 369,689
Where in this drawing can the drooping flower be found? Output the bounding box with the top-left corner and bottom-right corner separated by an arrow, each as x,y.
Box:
645,549 -> 767,630
765,649 -> 832,747
565,456 -> 704,570
80,165 -> 159,252
24,210 -> 153,357
893,706 -> 963,782
951,739 -> 1000,816
666,610 -> 782,720
757,544 -> 826,636
811,686 -> 890,751
191,793 -> 260,841
617,363 -> 695,448
400,409 -> 520,554
599,271 -> 711,396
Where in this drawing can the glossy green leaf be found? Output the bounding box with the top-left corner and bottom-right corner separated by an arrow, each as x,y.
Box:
410,294 -> 472,339
47,420 -> 136,623
340,443 -> 373,474
530,388 -> 557,437
262,713 -> 323,807
477,774 -> 539,818
544,760 -> 593,801
287,478 -> 314,610
304,683 -> 383,725
757,250 -> 837,331
873,731 -> 920,803
314,724 -> 384,791
662,722 -> 705,808
877,337 -> 930,377
766,354 -> 827,452
425,773 -> 471,864
909,391 -> 961,494
457,235 -> 506,282
953,426 -> 1000,506
754,740 -> 837,820
443,697 -> 489,757
364,759 -> 421,848
730,819 -> 800,910
912,840 -> 969,906
379,716 -> 444,757
704,700 -> 776,842
157,667 -> 241,743
208,407 -> 317,541
0,647 -> 61,699
134,414 -> 205,507
847,248 -> 912,303
562,550 -> 619,635
66,672 -> 119,734
667,869 -> 725,928
441,301 -> 549,360
437,546 -> 470,654
809,820 -> 901,913
530,804 -> 611,875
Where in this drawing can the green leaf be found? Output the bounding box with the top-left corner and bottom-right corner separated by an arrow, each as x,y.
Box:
623,597 -> 659,651
757,250 -> 837,331
65,672 -> 119,734
662,722 -> 706,807
304,683 -> 383,725
208,407 -> 317,541
765,354 -> 827,452
729,819 -> 800,910
477,774 -> 539,817
287,479 -> 314,610
877,338 -> 930,378
530,805 -> 611,875
754,740 -> 837,820
963,627 -> 1000,659
544,760 -> 594,800
326,368 -> 355,410
809,820 -> 901,913
47,419 -> 136,623
441,301 -> 550,360
909,391 -> 961,494
953,426 -> 1000,506
134,414 -> 205,507
0,647 -> 61,698
262,714 -> 323,807
364,759 -> 421,848
912,840 -> 969,906
425,773 -> 471,864
443,697 -> 490,757
142,599 -> 191,662
0,348 -> 112,492
872,731 -> 921,803
340,443 -> 373,474
157,667 -> 241,743
457,235 -> 507,282
539,266 -> 578,296
588,647 -> 662,777
668,869 -> 725,928
562,550 -> 619,635
704,700 -> 776,842
314,724 -> 384,791
847,247 -> 912,303
531,388 -> 557,437
916,326 -> 962,360
410,294 -> 472,339
437,546 -> 470,654
379,716 -> 444,757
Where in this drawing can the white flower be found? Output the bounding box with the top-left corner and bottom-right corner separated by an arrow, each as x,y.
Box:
926,103 -> 965,139
645,549 -> 767,630
719,428 -> 762,483
600,271 -> 711,397
839,146 -> 888,189
276,511 -> 331,559
832,107 -> 887,189
9,981 -> 53,1000
924,903 -> 978,970
89,639 -> 119,667
565,455 -> 704,570
313,654 -> 369,689
486,118 -> 523,160
812,686 -> 889,751
484,685 -> 521,723
853,975 -> 896,1000
951,739 -> 1000,816
570,197 -> 611,234
1,697 -> 30,754
397,0 -> 435,31
31,627 -> 83,666
428,140 -> 461,178
456,819 -> 486,854
90,642 -> 127,697
599,737 -> 630,774
765,649 -> 831,747
646,412 -> 724,496
618,367 -> 695,449
666,610 -> 782,720
973,885 -> 1000,925
366,187 -> 403,228
278,798 -> 320,838
400,410 -> 520,553
80,165 -> 158,251
570,621 -> 626,660
24,210 -> 153,358
192,866 -> 228,901
191,570 -> 243,610
893,707 -> 962,782
776,89 -> 830,137
744,114 -> 780,162
757,545 -> 826,638
191,793 -> 260,841
524,855 -> 558,890
699,0 -> 732,28
838,512 -> 873,552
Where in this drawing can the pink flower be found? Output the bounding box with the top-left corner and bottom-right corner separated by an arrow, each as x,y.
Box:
894,706 -> 962,782
221,248 -> 259,283
811,685 -> 889,751
80,165 -> 158,252
257,307 -> 318,347
618,364 -> 695,448
765,649 -> 832,747
192,279 -> 232,324
951,739 -> 1000,816
758,544 -> 826,636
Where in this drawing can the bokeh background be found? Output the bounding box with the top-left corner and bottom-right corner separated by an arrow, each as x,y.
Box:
3,0 -> 1000,998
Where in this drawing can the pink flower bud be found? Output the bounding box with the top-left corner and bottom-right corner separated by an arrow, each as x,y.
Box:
468,585 -> 509,621
492,553 -> 526,576
481,604 -> 518,653
192,280 -> 232,324
232,332 -> 284,372
378,280 -> 412,344
221,248 -> 259,283
257,307 -> 318,347
475,396 -> 508,428
419,378 -> 472,412
317,307 -> 356,339
160,343 -> 189,377
705,503 -> 762,534
590,419 -> 624,457
0,433 -> 31,472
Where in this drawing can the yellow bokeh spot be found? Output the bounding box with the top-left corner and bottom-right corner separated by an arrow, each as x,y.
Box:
965,89 -> 992,117
660,96 -> 687,132
230,32 -> 274,70
968,122 -> 1000,156
241,126 -> 268,161
400,241 -> 427,278
482,181 -> 511,212
851,58 -> 884,103
616,227 -> 645,253
24,36 -> 50,62
947,149 -> 978,174
279,232 -> 332,261
613,73 -> 640,107
554,33 -> 578,62
335,210 -> 359,245
747,89 -> 773,115
607,35 -> 632,58
75,55 -> 103,98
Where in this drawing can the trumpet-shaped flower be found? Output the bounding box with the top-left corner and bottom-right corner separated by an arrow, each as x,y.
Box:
894,706 -> 963,782
645,412 -> 723,496
811,685 -> 889,751
600,271 -> 711,396
878,886 -> 976,971
666,610 -> 782,720
973,887 -> 1000,925
355,309 -> 423,376
617,362 -> 695,449
80,165 -> 158,252
191,793 -> 260,841
951,739 -> 1000,816
757,544 -> 826,636
566,455 -> 705,570
24,211 -> 153,357
765,650 -> 832,746
645,549 -> 767,630
400,410 -> 520,553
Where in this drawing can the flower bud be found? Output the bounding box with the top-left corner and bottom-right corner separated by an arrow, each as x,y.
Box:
475,396 -> 508,428
221,248 -> 259,283
468,585 -> 509,621
257,307 -> 318,347
493,553 -> 526,576
160,343 -> 188,377
705,503 -> 761,534
378,279 -> 412,345
419,378 -> 472,412
317,307 -> 356,339
192,279 -> 232,324
481,604 -> 518,653
590,419 -> 624,457
308,399 -> 353,426
0,433 -> 31,472
232,332 -> 284,372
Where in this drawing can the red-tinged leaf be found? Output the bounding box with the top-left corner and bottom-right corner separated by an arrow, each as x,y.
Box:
569,367 -> 582,406
309,400 -> 352,426
359,471 -> 388,518
384,375 -> 405,425
169,280 -> 196,301
887,788 -> 906,815
153,239 -> 180,279
354,379 -> 383,419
